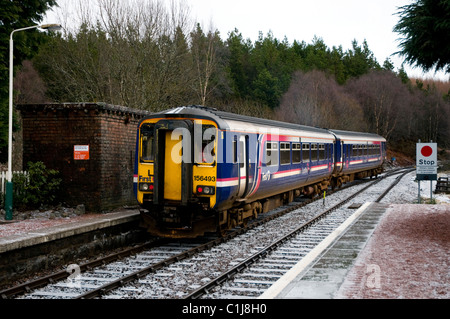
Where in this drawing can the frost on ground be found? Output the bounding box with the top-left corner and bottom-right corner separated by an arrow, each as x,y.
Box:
336,171 -> 450,299
381,171 -> 450,205
336,204 -> 449,299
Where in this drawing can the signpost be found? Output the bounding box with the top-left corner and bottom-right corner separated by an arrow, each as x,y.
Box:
416,142 -> 437,203
74,145 -> 90,160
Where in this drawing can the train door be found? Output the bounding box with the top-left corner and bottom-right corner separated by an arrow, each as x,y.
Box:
164,131 -> 182,201
338,141 -> 344,173
364,142 -> 369,163
345,143 -> 350,169
154,120 -> 193,205
237,135 -> 249,198
302,142 -> 311,174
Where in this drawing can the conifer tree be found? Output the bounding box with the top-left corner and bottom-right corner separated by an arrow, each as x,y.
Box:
394,0 -> 450,73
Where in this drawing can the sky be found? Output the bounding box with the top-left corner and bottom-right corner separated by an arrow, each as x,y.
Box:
42,0 -> 448,81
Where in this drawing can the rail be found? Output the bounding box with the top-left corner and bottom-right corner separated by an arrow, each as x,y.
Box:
184,168 -> 414,299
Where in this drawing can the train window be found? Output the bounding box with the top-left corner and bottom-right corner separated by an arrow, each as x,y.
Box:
280,143 -> 291,165
311,144 -> 318,161
318,144 -> 325,160
140,123 -> 155,162
232,139 -> 238,164
239,140 -> 245,168
292,143 -> 301,163
266,142 -> 279,166
354,144 -> 360,157
195,124 -> 216,164
302,143 -> 310,162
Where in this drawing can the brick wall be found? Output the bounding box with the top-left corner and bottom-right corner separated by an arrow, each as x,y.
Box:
17,103 -> 149,212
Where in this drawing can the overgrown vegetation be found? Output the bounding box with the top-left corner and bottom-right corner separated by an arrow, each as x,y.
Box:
12,161 -> 62,209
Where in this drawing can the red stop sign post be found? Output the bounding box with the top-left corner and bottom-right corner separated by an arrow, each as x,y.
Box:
416,142 -> 437,203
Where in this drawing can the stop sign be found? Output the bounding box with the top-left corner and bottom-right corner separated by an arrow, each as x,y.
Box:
416,143 -> 437,180
420,145 -> 433,157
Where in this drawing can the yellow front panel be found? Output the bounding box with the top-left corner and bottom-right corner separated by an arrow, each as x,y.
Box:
164,131 -> 182,201
193,164 -> 217,207
137,163 -> 153,204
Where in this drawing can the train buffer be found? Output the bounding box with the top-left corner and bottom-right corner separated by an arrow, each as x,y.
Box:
435,176 -> 450,194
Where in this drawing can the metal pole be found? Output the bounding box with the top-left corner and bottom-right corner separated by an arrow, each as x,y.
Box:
5,31 -> 15,220
418,180 -> 421,204
5,24 -> 62,220
6,25 -> 43,220
430,180 -> 433,203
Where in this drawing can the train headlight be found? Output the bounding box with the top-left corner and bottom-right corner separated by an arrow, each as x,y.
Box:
196,185 -> 215,195
139,183 -> 154,192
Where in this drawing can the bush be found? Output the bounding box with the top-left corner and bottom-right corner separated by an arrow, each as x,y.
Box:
13,161 -> 62,209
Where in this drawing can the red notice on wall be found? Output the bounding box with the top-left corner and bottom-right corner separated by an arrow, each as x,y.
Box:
74,145 -> 89,160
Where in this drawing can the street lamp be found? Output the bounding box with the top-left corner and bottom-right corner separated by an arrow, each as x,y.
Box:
5,23 -> 62,220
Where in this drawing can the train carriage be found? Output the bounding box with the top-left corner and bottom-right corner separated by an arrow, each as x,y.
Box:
134,106 -> 386,238
329,129 -> 386,186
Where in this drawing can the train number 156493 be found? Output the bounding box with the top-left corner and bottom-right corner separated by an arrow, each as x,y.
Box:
194,175 -> 216,182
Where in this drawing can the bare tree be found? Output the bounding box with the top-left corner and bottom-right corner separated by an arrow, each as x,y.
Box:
190,24 -> 221,105
14,60 -> 49,104
36,0 -> 196,110
276,70 -> 365,131
345,70 -> 412,141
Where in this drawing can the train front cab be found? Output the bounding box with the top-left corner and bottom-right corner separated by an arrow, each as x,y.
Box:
135,116 -> 219,238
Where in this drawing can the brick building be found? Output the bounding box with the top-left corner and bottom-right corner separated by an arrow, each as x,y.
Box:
17,103 -> 150,212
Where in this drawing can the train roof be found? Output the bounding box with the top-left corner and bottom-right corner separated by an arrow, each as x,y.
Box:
144,105 -> 386,142
328,129 -> 386,142
147,105 -> 330,134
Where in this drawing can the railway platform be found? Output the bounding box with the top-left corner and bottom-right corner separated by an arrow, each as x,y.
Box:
260,201 -> 449,299
0,209 -> 140,254
0,208 -> 142,287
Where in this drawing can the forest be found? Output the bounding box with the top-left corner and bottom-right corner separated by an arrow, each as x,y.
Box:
4,0 -> 450,160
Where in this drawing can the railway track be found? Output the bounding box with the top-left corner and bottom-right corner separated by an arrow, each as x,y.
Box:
186,168 -> 413,299
2,168 -> 412,299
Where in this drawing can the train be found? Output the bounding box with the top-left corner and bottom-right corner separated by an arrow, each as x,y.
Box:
134,105 -> 386,238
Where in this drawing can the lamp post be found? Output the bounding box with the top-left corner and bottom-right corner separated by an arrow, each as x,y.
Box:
5,23 -> 62,220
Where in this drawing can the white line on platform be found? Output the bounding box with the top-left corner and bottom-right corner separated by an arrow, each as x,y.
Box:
258,202 -> 372,299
